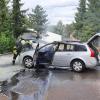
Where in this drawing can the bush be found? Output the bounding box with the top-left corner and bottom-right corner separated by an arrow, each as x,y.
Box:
0,32 -> 15,54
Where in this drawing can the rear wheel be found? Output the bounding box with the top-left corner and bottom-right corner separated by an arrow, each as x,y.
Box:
23,56 -> 33,68
71,60 -> 85,72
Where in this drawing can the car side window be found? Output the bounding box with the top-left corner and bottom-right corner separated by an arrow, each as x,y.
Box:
74,45 -> 87,51
65,44 -> 74,51
39,43 -> 58,52
57,44 -> 65,51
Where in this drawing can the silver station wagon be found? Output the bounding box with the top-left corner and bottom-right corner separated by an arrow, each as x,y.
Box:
19,40 -> 99,72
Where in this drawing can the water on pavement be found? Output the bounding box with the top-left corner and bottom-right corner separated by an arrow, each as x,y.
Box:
0,55 -> 100,100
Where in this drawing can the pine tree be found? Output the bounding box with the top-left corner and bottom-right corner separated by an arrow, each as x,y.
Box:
79,0 -> 100,41
87,0 -> 100,33
73,0 -> 100,41
12,0 -> 27,38
29,5 -> 48,38
74,0 -> 86,32
0,0 -> 8,33
0,0 -> 15,53
88,0 -> 98,12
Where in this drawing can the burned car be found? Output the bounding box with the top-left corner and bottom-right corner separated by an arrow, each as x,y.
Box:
18,33 -> 100,72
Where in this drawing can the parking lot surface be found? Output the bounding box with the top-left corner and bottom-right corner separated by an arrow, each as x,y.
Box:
0,54 -> 100,100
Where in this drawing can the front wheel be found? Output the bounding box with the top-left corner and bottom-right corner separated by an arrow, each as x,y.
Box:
23,56 -> 34,69
71,60 -> 85,72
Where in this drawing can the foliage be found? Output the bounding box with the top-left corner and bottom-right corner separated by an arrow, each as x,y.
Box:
52,21 -> 74,39
0,0 -> 9,33
0,32 -> 15,54
28,5 -> 48,38
86,0 -> 100,33
74,0 -> 86,40
0,0 -> 15,53
74,0 -> 86,30
12,0 -> 27,38
47,0 -> 100,42
74,0 -> 100,42
65,24 -> 75,38
53,21 -> 65,36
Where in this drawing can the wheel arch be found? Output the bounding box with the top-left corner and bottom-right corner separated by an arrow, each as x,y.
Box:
70,58 -> 86,72
70,58 -> 86,67
23,55 -> 33,63
22,55 -> 34,68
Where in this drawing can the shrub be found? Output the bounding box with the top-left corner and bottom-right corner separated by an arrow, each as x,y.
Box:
0,32 -> 15,54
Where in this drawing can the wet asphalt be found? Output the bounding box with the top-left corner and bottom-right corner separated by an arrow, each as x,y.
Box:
0,55 -> 100,100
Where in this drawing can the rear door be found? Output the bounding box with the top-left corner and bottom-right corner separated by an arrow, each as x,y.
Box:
52,43 -> 74,67
87,33 -> 100,62
52,43 -> 67,67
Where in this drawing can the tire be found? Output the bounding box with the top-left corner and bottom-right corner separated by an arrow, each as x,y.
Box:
23,56 -> 34,69
71,60 -> 85,72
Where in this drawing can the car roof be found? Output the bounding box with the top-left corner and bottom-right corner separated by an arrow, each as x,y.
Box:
53,41 -> 84,45
38,41 -> 87,50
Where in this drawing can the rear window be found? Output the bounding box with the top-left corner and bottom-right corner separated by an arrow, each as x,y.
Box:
90,36 -> 100,52
75,45 -> 87,51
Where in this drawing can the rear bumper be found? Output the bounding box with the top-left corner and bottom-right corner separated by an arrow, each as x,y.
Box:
85,57 -> 97,68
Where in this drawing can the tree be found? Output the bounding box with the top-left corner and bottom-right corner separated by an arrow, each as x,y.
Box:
53,21 -> 75,38
0,0 -> 9,33
0,0 -> 15,53
53,20 -> 65,35
80,0 -> 100,41
0,0 -> 13,36
69,0 -> 100,42
12,0 -> 27,38
74,0 -> 86,30
74,0 -> 86,39
86,0 -> 100,33
65,24 -> 75,38
29,5 -> 48,38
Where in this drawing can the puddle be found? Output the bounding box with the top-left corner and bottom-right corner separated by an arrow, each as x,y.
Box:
0,66 -> 23,82
0,68 -> 52,100
0,67 -> 100,100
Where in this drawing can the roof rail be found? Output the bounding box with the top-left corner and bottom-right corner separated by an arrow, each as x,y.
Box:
65,40 -> 81,42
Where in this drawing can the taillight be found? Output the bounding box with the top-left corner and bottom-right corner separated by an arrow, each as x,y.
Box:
89,48 -> 95,57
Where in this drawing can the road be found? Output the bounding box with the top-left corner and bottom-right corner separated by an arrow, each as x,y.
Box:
0,54 -> 100,100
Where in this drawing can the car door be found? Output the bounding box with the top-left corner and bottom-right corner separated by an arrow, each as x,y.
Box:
87,33 -> 100,62
52,43 -> 74,67
87,33 -> 100,51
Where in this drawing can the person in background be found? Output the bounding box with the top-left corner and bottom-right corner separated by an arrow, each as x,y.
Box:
12,38 -> 33,65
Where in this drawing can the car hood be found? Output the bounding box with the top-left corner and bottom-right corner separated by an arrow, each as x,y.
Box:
21,50 -> 35,57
